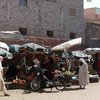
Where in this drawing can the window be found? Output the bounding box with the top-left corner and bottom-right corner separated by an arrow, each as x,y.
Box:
47,31 -> 54,37
19,0 -> 27,7
69,8 -> 76,16
70,33 -> 76,39
19,28 -> 27,35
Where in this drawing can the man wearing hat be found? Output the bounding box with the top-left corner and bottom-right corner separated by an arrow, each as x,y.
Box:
0,56 -> 10,96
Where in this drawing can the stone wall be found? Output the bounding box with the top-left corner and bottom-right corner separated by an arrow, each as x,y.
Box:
1,36 -> 83,51
0,0 -> 84,42
1,36 -> 66,47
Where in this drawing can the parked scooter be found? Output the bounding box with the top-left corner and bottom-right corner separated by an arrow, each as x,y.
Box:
30,67 -> 66,91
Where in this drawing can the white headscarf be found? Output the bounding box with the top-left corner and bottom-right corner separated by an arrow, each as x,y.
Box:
79,58 -> 87,66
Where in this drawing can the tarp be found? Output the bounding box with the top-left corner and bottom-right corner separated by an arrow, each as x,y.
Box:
0,48 -> 13,59
20,43 -> 48,53
51,38 -> 82,51
84,47 -> 100,53
72,50 -> 91,58
9,44 -> 21,53
0,31 -> 24,40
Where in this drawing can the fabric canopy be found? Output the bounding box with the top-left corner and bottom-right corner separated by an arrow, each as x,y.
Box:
84,47 -> 100,53
0,48 -> 13,59
0,31 -> 24,40
72,50 -> 91,58
0,42 -> 9,51
51,38 -> 82,51
9,44 -> 21,53
20,43 -> 48,53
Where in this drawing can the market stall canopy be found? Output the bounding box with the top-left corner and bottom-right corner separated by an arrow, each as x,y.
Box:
9,44 -> 21,53
0,42 -> 9,51
0,31 -> 24,40
72,50 -> 91,59
84,47 -> 100,54
0,48 -> 13,59
20,43 -> 48,53
60,51 -> 72,59
51,38 -> 82,51
84,48 -> 92,52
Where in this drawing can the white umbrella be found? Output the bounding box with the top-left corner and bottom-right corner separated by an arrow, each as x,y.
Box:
92,48 -> 100,51
72,50 -> 91,58
84,47 -> 100,54
0,48 -> 13,59
84,48 -> 92,52
0,42 -> 9,51
20,43 -> 47,52
0,31 -> 24,40
51,37 -> 82,51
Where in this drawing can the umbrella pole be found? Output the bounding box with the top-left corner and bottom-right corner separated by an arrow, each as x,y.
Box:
64,49 -> 69,68
23,54 -> 27,73
64,49 -> 68,61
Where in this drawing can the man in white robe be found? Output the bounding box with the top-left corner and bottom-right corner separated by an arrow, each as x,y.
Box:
78,58 -> 89,89
0,56 -> 10,96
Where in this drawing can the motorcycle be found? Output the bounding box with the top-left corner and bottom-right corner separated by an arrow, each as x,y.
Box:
30,67 -> 66,91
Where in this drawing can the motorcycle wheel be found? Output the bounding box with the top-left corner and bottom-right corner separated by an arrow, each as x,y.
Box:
30,77 -> 41,91
54,78 -> 66,91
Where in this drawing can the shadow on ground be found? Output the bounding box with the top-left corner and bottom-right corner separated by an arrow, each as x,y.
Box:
22,86 -> 86,94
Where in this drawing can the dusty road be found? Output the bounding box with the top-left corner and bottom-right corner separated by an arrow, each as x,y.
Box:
0,82 -> 100,100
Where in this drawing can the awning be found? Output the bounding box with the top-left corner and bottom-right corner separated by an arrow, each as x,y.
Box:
72,50 -> 91,58
0,42 -> 9,51
20,43 -> 48,53
9,44 -> 21,53
84,47 -> 100,53
51,38 -> 82,51
0,48 -> 13,59
0,31 -> 24,40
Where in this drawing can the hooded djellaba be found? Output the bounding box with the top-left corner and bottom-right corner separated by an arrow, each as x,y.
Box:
78,58 -> 89,89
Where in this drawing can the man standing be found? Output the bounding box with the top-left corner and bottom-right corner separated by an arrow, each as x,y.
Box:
78,58 -> 89,89
0,56 -> 10,96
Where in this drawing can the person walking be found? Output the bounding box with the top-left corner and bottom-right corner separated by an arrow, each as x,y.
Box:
0,56 -> 10,96
78,58 -> 89,89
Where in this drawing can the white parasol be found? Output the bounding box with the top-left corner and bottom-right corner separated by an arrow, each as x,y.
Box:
0,31 -> 24,40
20,43 -> 48,53
72,50 -> 91,58
84,47 -> 100,54
51,37 -> 82,51
0,42 -> 9,51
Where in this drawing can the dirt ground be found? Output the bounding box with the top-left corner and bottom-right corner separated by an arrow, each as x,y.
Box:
0,81 -> 100,100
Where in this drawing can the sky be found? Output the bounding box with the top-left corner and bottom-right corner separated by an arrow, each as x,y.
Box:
84,0 -> 100,9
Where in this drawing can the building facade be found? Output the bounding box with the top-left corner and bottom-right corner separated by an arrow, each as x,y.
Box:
0,0 -> 84,41
84,7 -> 100,21
84,8 -> 100,47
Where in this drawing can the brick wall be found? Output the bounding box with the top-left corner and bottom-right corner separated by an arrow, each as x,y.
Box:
84,8 -> 100,20
1,36 -> 83,51
0,0 -> 84,40
0,0 -> 84,42
1,36 -> 66,47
